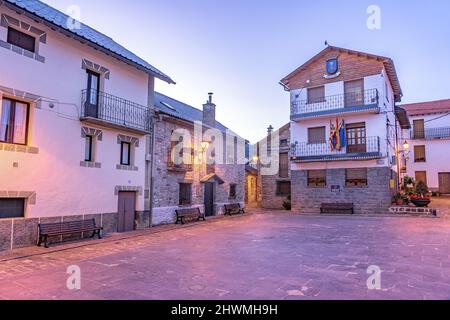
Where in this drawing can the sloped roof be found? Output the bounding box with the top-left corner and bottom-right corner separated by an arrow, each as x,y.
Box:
154,92 -> 229,133
401,99 -> 450,116
2,0 -> 174,83
280,46 -> 403,102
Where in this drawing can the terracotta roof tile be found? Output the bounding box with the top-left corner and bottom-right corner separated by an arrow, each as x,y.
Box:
401,99 -> 450,116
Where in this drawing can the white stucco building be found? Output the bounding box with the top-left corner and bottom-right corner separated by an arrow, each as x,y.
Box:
280,46 -> 410,214
0,0 -> 173,250
400,99 -> 450,193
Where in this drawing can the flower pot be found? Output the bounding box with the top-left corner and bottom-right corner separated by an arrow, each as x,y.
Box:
395,199 -> 404,206
410,199 -> 431,207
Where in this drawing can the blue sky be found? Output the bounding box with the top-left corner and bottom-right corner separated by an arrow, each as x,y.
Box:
43,0 -> 450,142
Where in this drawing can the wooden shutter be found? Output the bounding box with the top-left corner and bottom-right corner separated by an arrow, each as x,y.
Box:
308,170 -> 326,186
413,120 -> 425,139
308,127 -> 326,144
279,153 -> 289,178
307,86 -> 325,104
346,168 -> 368,186
415,171 -> 427,185
344,79 -> 364,107
414,145 -> 426,162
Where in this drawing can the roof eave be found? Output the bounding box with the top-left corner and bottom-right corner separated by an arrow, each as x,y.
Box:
1,0 -> 175,84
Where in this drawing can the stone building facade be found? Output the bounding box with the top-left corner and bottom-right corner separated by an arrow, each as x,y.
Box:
255,123 -> 291,209
150,93 -> 246,225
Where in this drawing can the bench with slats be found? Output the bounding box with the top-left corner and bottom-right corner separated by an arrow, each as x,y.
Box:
175,207 -> 206,225
224,203 -> 245,216
38,219 -> 103,248
320,203 -> 354,215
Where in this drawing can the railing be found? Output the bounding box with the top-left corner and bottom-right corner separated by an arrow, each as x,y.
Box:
81,89 -> 151,133
291,88 -> 379,117
291,136 -> 381,160
410,127 -> 450,140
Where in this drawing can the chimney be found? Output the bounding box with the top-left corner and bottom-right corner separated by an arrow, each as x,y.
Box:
267,125 -> 274,135
202,92 -> 216,128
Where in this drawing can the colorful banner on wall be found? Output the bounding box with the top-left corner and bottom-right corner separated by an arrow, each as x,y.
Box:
330,118 -> 347,151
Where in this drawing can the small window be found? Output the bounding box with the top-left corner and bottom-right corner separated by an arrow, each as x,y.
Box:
346,168 -> 368,186
415,171 -> 427,185
276,181 -> 291,196
308,170 -> 326,187
0,198 -> 25,219
308,127 -> 326,144
280,139 -> 288,147
413,119 -> 425,139
307,86 -> 325,104
279,152 -> 289,178
179,183 -> 192,205
385,82 -> 389,102
414,145 -> 426,162
7,27 -> 36,53
120,142 -> 131,165
85,135 -> 94,162
229,184 -> 237,199
0,98 -> 29,145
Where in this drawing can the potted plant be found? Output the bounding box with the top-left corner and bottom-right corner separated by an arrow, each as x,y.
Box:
409,181 -> 431,207
282,195 -> 291,211
403,176 -> 415,191
392,192 -> 405,206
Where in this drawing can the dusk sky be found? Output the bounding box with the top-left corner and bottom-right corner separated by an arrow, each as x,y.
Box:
43,0 -> 450,142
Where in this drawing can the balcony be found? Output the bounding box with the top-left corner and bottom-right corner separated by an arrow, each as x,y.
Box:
81,89 -> 151,134
291,136 -> 382,162
291,89 -> 379,120
410,127 -> 450,140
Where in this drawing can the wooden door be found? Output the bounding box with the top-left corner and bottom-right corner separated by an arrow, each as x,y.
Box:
344,79 -> 364,107
204,182 -> 215,217
118,192 -> 136,232
439,173 -> 450,194
346,123 -> 367,153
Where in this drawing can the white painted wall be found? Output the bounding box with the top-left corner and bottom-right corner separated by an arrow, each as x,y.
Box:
404,113 -> 450,189
0,6 -> 152,218
290,72 -> 397,172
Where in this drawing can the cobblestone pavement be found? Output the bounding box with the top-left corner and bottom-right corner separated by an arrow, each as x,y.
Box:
0,210 -> 450,300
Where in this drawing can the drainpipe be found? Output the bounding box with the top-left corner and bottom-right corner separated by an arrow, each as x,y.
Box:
394,106 -> 401,191
148,114 -> 160,228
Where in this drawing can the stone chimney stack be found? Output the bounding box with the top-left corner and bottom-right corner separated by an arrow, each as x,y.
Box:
202,92 -> 216,128
267,125 -> 274,135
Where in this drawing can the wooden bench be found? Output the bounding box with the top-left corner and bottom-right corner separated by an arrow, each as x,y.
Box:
320,203 -> 354,215
175,207 -> 206,225
38,219 -> 103,248
224,203 -> 245,216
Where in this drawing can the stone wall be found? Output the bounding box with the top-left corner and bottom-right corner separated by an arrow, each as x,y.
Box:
291,167 -> 396,214
150,117 -> 245,225
0,212 -> 119,251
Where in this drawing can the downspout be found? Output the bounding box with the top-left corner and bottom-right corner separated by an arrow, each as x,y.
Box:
394,106 -> 401,191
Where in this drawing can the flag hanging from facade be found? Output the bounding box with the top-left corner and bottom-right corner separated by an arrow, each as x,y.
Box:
330,118 -> 346,151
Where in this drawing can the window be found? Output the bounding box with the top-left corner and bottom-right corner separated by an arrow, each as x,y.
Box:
307,86 -> 325,104
308,170 -> 326,187
279,152 -> 289,178
346,123 -> 366,153
308,127 -> 326,144
344,79 -> 364,107
414,145 -> 426,162
276,181 -> 291,196
415,171 -> 427,185
120,142 -> 131,165
385,82 -> 389,102
7,27 -> 36,53
280,139 -> 288,147
229,184 -> 237,199
413,119 -> 425,139
179,183 -> 192,205
84,135 -> 94,162
86,70 -> 100,108
346,168 -> 368,186
0,198 -> 25,219
0,98 -> 29,145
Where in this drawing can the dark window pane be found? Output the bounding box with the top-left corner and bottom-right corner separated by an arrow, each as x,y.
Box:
277,181 -> 291,196
229,184 -> 237,198
7,27 -> 35,52
0,99 -> 12,142
121,142 -> 131,165
179,183 -> 192,205
85,136 -> 93,162
0,198 -> 25,219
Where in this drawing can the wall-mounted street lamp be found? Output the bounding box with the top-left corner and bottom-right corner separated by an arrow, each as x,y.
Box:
403,140 -> 410,150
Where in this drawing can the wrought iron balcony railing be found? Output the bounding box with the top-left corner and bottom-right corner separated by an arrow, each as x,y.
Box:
410,127 -> 450,140
81,89 -> 151,133
291,136 -> 381,162
291,88 -> 379,119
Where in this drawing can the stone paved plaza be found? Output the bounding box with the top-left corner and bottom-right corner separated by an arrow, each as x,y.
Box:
1,204 -> 450,300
